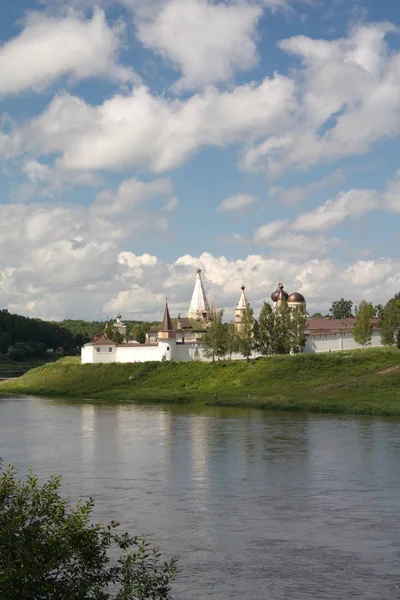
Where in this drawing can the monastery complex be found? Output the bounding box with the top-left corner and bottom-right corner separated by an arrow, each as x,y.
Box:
81,269 -> 383,364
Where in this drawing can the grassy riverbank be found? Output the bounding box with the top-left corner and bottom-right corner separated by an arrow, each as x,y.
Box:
1,348 -> 400,415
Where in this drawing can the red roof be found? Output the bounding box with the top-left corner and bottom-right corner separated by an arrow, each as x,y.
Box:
306,317 -> 379,335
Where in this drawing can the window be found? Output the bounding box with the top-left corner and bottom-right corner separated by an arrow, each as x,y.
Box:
167,346 -> 170,351
109,347 -> 113,353
96,348 -> 100,353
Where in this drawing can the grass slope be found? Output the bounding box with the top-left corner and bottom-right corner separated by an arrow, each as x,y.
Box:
1,349 -> 400,416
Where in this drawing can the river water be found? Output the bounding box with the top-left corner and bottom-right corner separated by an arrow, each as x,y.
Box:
0,396 -> 399,599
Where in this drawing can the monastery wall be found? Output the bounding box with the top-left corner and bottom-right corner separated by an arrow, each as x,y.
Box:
116,345 -> 162,363
305,331 -> 383,354
81,345 -> 117,364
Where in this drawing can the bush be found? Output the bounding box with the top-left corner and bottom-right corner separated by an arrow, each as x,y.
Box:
0,464 -> 177,600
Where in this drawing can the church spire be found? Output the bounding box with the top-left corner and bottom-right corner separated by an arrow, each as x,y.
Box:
236,284 -> 249,310
161,302 -> 173,332
234,284 -> 250,332
188,268 -> 210,320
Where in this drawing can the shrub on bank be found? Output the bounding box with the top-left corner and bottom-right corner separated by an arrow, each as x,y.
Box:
0,463 -> 177,600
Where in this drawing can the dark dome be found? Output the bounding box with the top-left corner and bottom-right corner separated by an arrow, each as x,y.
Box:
271,283 -> 289,302
288,292 -> 305,303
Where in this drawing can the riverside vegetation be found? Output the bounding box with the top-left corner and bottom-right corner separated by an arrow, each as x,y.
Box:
1,348 -> 400,416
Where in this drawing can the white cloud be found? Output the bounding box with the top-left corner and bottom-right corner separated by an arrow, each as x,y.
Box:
242,22 -> 400,176
269,169 -> 345,206
252,172 -> 400,249
92,176 -> 173,216
254,219 -> 288,242
217,193 -> 256,213
0,176 -> 175,319
4,74 -> 294,172
293,189 -> 378,232
0,9 -> 134,97
136,0 -> 262,91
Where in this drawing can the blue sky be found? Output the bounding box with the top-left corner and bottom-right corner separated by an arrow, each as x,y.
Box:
0,0 -> 400,320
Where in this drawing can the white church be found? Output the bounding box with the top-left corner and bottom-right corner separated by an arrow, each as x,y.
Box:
81,269 -> 383,364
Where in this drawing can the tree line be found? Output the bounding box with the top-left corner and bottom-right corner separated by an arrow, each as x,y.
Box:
0,310 -> 77,361
201,301 -> 307,361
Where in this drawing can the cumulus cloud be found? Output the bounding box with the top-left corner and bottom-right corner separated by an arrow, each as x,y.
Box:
254,220 -> 288,242
253,172 -> 400,252
0,177 -> 175,319
293,189 -> 379,232
0,9 -> 134,97
136,0 -> 262,91
242,22 -> 400,176
3,75 -> 294,172
217,193 -> 256,213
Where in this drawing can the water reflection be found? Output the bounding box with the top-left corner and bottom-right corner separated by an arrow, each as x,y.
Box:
0,396 -> 399,600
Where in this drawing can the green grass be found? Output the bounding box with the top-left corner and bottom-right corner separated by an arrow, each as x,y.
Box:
1,349 -> 400,416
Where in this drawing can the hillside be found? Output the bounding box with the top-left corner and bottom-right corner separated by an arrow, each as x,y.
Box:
1,348 -> 400,415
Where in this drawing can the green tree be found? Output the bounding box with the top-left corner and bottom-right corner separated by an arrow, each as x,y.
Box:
380,298 -> 400,345
224,322 -> 238,359
352,300 -> 375,347
396,328 -> 400,349
374,304 -> 384,319
237,307 -> 254,361
0,332 -> 12,354
289,309 -> 307,354
257,302 -> 274,356
130,323 -> 148,344
201,310 -> 227,361
329,298 -> 353,319
272,301 -> 292,355
312,312 -> 322,317
0,463 -> 177,600
104,324 -> 124,344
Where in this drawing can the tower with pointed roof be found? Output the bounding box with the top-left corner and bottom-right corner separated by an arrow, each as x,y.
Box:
235,284 -> 249,332
158,302 -> 176,340
157,302 -> 176,361
188,268 -> 210,321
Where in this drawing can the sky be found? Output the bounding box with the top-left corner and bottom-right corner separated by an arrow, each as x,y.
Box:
1,0 -> 400,321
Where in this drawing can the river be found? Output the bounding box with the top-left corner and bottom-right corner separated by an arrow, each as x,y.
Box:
0,396 -> 399,599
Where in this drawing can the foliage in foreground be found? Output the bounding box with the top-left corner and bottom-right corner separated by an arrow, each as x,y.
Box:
0,464 -> 177,600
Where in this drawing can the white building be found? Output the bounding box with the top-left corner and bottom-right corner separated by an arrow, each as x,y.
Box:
81,272 -> 384,364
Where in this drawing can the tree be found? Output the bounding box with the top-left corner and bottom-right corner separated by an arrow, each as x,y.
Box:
257,301 -> 296,355
237,307 -> 254,361
289,308 -> 307,354
130,323 -> 148,344
352,300 -> 375,347
271,301 -> 292,355
224,322 -> 238,359
329,298 -> 353,319
380,298 -> 400,345
257,302 -> 274,356
201,310 -> 227,361
104,324 -> 124,344
0,463 -> 177,600
396,328 -> 400,349
0,332 -> 12,354
374,304 -> 384,319
312,312 -> 322,317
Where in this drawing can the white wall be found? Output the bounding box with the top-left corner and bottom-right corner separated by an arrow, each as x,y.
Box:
116,345 -> 162,363
305,331 -> 383,353
81,345 -> 117,364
